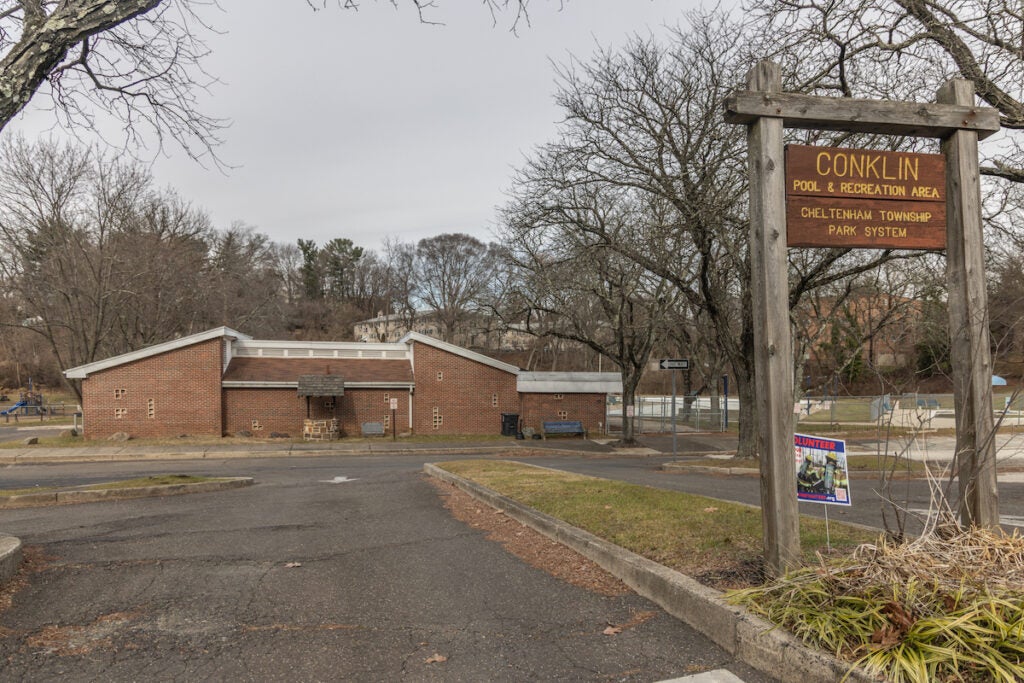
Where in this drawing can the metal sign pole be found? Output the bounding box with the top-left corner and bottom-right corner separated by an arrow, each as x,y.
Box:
671,370 -> 677,458
723,375 -> 729,429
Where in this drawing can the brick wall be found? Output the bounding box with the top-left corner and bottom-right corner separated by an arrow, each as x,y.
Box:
410,342 -> 518,434
223,388 -> 411,437
519,393 -> 607,435
82,338 -> 224,440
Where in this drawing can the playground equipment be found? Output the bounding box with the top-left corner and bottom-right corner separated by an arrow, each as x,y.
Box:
0,388 -> 50,421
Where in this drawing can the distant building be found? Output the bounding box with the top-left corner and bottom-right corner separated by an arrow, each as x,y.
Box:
65,327 -> 621,440
798,293 -> 924,371
353,310 -> 535,351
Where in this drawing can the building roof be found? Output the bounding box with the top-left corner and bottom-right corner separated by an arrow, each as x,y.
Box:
222,357 -> 414,386
400,331 -> 520,375
64,327 -> 624,396
517,372 -> 623,394
297,375 -> 348,396
64,327 -> 250,380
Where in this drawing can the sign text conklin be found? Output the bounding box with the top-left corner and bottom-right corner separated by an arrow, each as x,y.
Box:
785,144 -> 946,250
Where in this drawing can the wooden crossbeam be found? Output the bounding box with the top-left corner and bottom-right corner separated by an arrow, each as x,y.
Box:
725,91 -> 1000,140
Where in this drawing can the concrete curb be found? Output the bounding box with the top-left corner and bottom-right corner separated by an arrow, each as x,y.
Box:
0,445 -> 522,466
0,477 -> 254,509
424,463 -> 880,683
0,534 -> 21,585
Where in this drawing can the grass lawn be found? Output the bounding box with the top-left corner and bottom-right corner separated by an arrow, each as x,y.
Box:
435,459 -> 877,585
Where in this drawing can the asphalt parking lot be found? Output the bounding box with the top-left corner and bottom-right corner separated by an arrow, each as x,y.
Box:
0,454 -> 772,682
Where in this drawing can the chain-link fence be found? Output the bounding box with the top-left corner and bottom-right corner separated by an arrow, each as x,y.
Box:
606,395 -> 733,435
606,389 -> 1024,435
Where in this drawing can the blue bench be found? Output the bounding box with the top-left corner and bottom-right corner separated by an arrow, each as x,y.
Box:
542,420 -> 586,439
361,421 -> 385,437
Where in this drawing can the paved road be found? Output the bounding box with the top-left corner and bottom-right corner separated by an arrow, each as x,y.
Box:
0,455 -> 772,682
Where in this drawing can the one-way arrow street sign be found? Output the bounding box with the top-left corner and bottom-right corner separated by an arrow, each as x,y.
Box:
659,359 -> 690,370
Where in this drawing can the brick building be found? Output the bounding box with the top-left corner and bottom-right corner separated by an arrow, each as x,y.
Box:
65,327 -> 621,440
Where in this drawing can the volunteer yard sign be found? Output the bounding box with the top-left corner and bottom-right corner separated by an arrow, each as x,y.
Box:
794,433 -> 851,506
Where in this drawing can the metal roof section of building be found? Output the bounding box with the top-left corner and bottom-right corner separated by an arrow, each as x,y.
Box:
399,332 -> 521,375
517,372 -> 623,394
64,326 -> 251,379
297,375 -> 347,397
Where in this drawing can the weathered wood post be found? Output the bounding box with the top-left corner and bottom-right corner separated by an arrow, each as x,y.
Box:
938,79 -> 1000,527
744,61 -> 801,576
726,61 -> 1002,575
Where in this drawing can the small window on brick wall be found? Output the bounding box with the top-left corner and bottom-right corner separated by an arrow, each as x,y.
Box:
383,414 -> 391,430
383,393 -> 390,402
114,388 -> 127,399
147,399 -> 155,419
323,398 -> 335,410
558,410 -> 568,420
491,393 -> 498,407
432,407 -> 442,430
436,371 -> 443,381
554,393 -> 564,400
114,408 -> 127,419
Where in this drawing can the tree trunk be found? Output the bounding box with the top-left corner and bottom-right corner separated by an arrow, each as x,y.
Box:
734,319 -> 758,459
620,371 -> 641,445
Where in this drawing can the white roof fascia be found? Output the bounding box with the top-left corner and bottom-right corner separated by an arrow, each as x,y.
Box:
399,332 -> 519,375
517,371 -> 623,394
65,327 -> 250,380
221,381 -> 298,389
222,381 -> 414,390
233,340 -> 409,355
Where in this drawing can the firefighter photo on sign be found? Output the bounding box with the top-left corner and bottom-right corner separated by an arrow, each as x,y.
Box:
794,433 -> 852,506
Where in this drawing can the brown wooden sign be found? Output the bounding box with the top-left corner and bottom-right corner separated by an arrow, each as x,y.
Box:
785,144 -> 946,249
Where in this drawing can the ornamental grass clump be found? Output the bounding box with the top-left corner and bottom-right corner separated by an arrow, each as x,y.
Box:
729,527 -> 1024,683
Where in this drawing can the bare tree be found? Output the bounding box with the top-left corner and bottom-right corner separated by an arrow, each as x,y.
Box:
0,138 -> 208,396
0,0 -> 224,160
414,232 -> 496,343
0,138 -> 292,396
753,0 -> 1024,183
502,184 -> 674,444
109,189 -> 212,347
204,222 -> 287,336
382,237 -> 418,334
0,1 -> 540,161
514,15 -> 918,458
309,1 -> 535,31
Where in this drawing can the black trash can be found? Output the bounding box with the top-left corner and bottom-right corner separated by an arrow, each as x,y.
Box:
500,413 -> 519,436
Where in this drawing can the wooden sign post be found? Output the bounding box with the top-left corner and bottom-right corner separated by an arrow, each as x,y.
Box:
726,61 -> 1001,577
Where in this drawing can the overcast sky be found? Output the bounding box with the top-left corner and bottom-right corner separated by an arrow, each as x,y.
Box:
11,1 -> 705,253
